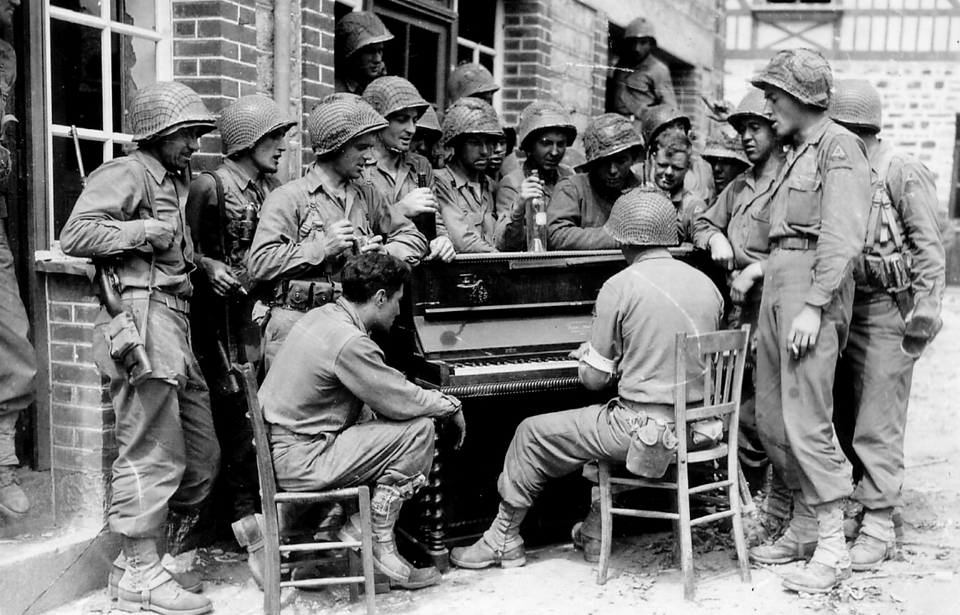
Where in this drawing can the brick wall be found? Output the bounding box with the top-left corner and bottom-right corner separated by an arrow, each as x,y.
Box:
46,274 -> 113,529
301,0 -> 336,168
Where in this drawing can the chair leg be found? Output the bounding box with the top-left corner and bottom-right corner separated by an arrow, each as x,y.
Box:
597,461 -> 613,585
348,550 -> 360,603
264,503 -> 283,615
732,465 -> 752,583
676,461 -> 696,601
358,486 -> 377,615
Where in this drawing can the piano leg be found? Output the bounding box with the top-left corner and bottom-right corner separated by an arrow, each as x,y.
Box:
398,418 -> 451,572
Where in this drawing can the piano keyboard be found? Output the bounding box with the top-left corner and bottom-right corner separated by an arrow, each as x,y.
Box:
450,357 -> 579,378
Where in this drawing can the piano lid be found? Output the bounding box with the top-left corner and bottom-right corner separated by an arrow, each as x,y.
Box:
414,313 -> 594,359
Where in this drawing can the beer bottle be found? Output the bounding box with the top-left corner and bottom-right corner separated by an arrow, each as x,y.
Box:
414,172 -> 437,241
529,170 -> 548,253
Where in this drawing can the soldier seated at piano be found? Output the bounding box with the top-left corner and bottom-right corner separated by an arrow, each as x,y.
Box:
361,76 -> 456,263
246,93 -> 426,371
547,114 -> 643,251
258,252 -> 466,590
449,187 -> 723,570
434,97 -> 504,253
494,100 -> 578,252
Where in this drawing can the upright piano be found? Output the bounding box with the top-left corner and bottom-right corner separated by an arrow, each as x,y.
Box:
393,248 -> 692,569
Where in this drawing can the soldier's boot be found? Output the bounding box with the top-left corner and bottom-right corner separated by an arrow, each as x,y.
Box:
850,507 -> 896,571
450,502 -> 528,570
116,537 -> 212,615
338,484 -> 441,590
232,514 -> 265,589
0,465 -> 29,519
108,552 -> 203,600
750,475 -> 793,546
571,501 -> 602,563
750,491 -> 817,565
782,501 -> 852,594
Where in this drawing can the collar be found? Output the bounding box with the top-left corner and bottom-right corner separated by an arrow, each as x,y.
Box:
335,296 -> 368,334
629,247 -> 674,264
446,163 -> 487,191
522,158 -> 563,182
303,163 -> 352,197
751,155 -> 784,190
372,145 -> 413,175
221,158 -> 260,190
793,116 -> 832,152
132,150 -> 170,185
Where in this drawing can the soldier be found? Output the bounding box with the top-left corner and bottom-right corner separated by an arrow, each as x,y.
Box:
693,89 -> 789,522
361,76 -> 455,262
829,79 -> 945,570
0,0 -> 36,520
547,113 -> 642,251
611,17 -> 678,125
409,105 -> 444,169
60,81 -> 219,615
746,49 -> 871,594
247,93 -> 427,370
434,97 -> 503,253
701,131 -> 750,204
260,252 -> 465,590
494,100 -> 577,252
335,11 -> 394,95
446,62 -> 499,107
184,94 -> 296,586
648,130 -> 707,244
450,187 -> 723,570
639,105 -> 715,204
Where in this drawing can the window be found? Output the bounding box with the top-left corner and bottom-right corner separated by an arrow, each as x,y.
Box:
455,0 -> 502,109
45,1 -> 171,240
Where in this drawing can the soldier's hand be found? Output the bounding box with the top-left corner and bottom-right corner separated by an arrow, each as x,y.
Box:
708,234 -> 735,270
787,304 -> 822,359
144,219 -> 176,251
449,408 -> 466,451
200,257 -> 242,297
516,175 -> 545,216
394,188 -> 438,218
730,262 -> 763,304
323,219 -> 356,257
426,235 -> 456,262
702,96 -> 733,123
568,341 -> 589,360
357,234 -> 385,254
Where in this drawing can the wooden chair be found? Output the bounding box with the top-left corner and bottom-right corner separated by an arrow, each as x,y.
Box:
232,363 -> 376,615
596,326 -> 751,600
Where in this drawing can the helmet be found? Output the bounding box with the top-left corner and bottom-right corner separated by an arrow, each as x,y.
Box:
516,100 -> 578,152
307,93 -> 388,156
447,63 -> 499,105
336,11 -> 394,59
362,76 -> 429,120
750,48 -> 833,109
702,132 -> 750,166
727,89 -> 769,133
605,186 -> 678,247
130,81 -> 215,142
416,105 -> 442,136
218,95 -> 297,156
829,79 -> 882,133
640,105 -> 691,146
577,113 -> 643,170
625,17 -> 656,42
441,97 -> 503,146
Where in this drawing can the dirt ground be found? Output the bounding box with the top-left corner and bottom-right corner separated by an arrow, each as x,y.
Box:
45,288 -> 960,615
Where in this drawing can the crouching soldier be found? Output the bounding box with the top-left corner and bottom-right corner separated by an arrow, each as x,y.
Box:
60,82 -> 220,615
247,93 -> 427,370
450,188 -> 722,570
829,79 -> 946,571
260,252 -> 465,589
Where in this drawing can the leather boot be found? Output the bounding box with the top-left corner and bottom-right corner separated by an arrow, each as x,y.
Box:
850,507 -> 896,571
571,501 -> 602,563
232,514 -> 265,589
116,537 -> 212,615
750,491 -> 817,565
782,501 -> 851,594
108,552 -> 203,600
0,465 -> 29,518
450,502 -> 527,569
338,484 -> 441,590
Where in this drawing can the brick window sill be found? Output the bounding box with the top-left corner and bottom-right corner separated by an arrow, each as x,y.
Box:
35,247 -> 94,277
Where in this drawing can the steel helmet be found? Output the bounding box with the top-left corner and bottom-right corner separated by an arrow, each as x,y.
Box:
516,100 -> 578,152
640,105 -> 691,146
727,89 -> 770,133
702,131 -> 750,166
362,76 -> 429,120
307,93 -> 388,156
751,48 -> 833,109
336,11 -> 394,59
577,113 -> 643,171
605,186 -> 678,247
218,95 -> 297,156
625,17 -> 656,42
829,79 -> 882,133
416,105 -> 442,137
447,63 -> 500,106
130,81 -> 215,143
441,97 -> 503,146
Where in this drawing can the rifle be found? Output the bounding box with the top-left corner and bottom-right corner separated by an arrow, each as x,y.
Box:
206,171 -> 241,395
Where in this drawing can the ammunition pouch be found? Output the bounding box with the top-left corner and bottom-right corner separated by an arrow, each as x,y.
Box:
854,252 -> 913,292
272,279 -> 338,312
105,311 -> 145,361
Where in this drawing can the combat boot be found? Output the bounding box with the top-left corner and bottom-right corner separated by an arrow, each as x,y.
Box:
570,501 -> 602,563
0,465 -> 29,518
108,552 -> 203,600
850,507 -> 896,571
750,490 -> 817,565
450,501 -> 527,569
782,500 -> 851,594
232,514 -> 265,589
116,537 -> 212,615
338,484 -> 441,590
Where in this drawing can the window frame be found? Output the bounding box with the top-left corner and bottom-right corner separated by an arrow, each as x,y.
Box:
43,0 -> 173,244
454,0 -> 503,112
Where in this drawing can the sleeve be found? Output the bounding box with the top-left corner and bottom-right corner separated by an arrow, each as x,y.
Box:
890,158 -> 946,319
807,135 -> 871,307
435,173 -> 498,253
611,69 -> 633,117
246,185 -> 327,284
60,159 -> 149,258
693,181 -> 735,251
368,186 -> 428,264
184,173 -> 218,265
654,63 -> 678,109
585,281 -> 624,377
679,194 -> 708,244
547,177 -> 618,250
335,335 -> 460,420
493,173 -> 526,251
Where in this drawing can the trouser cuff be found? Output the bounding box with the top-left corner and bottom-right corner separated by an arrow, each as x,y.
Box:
859,507 -> 896,543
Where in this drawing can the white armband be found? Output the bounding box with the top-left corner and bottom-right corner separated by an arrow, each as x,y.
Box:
581,342 -> 617,374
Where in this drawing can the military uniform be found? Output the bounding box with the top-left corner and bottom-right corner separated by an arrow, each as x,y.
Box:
494,160 -> 574,251
334,11 -> 393,96
671,188 -> 707,244
612,55 -> 677,120
547,173 -> 637,250
434,166 -> 497,252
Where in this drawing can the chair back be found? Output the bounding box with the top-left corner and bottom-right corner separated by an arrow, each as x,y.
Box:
232,362 -> 279,510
